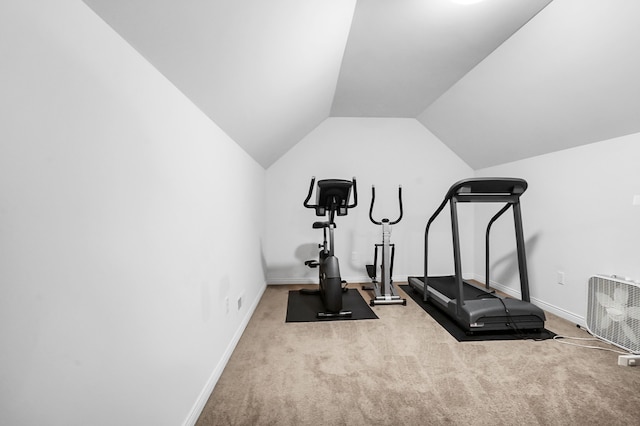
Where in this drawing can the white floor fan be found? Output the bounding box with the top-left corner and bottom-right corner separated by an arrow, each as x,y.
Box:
586,275 -> 640,365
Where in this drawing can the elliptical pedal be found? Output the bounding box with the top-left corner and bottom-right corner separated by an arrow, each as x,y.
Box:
366,264 -> 376,279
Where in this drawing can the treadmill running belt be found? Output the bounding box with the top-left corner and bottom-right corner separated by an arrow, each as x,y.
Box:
412,275 -> 496,301
400,284 -> 555,341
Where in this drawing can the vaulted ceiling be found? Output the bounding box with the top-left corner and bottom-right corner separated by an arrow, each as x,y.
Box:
83,0 -> 640,169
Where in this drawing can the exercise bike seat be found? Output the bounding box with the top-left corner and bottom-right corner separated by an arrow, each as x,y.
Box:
312,221 -> 333,229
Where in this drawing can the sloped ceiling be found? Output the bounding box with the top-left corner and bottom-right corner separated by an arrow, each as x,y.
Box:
420,0 -> 640,169
331,0 -> 552,117
82,0 -> 358,168
83,0 -> 640,170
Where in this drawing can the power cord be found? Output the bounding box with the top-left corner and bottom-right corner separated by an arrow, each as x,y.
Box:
478,293 -> 530,339
553,325 -> 628,355
496,296 -> 528,338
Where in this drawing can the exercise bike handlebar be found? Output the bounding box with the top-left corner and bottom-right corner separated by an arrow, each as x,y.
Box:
349,177 -> 358,209
303,176 -> 358,210
303,176 -> 317,208
369,185 -> 403,226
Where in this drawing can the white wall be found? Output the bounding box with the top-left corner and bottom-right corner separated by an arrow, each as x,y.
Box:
475,132 -> 640,324
267,117 -> 640,328
0,2 -> 265,425
265,117 -> 474,284
6,1 -> 637,423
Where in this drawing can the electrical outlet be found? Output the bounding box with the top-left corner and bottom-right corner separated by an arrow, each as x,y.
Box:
225,297 -> 229,314
557,271 -> 565,285
237,294 -> 243,311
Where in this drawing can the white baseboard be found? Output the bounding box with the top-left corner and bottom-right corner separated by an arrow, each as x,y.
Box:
267,274 -> 411,286
273,272 -> 587,326
529,297 -> 585,327
183,282 -> 267,426
471,274 -> 585,327
267,275 -> 369,285
266,277 -> 318,285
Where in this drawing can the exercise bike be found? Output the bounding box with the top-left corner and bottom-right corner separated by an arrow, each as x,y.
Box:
302,177 -> 357,318
363,185 -> 407,306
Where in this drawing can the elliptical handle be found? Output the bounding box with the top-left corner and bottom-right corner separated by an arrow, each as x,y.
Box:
303,176 -> 316,208
369,186 -> 382,225
390,186 -> 403,225
369,185 -> 403,225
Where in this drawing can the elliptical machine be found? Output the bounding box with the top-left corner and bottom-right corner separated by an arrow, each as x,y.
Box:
363,185 -> 407,306
302,177 -> 358,318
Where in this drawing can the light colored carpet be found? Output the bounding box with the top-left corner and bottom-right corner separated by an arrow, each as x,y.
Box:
197,284 -> 640,425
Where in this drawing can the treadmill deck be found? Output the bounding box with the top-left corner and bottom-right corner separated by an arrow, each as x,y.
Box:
408,275 -> 545,332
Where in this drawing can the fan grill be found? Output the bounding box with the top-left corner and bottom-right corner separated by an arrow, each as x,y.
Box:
586,275 -> 640,354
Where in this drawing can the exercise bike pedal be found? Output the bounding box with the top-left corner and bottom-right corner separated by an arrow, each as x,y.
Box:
304,260 -> 319,268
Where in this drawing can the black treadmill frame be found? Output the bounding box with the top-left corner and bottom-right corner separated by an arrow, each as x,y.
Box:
410,177 -> 544,331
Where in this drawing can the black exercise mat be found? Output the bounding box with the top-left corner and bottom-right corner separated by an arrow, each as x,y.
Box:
400,285 -> 556,341
286,288 -> 379,322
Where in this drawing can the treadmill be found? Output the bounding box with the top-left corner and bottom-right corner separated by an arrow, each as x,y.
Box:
408,178 -> 545,333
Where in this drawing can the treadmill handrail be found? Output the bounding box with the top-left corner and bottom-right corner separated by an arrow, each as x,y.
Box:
423,193 -> 452,302
423,177 -> 529,304
485,203 -> 512,290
